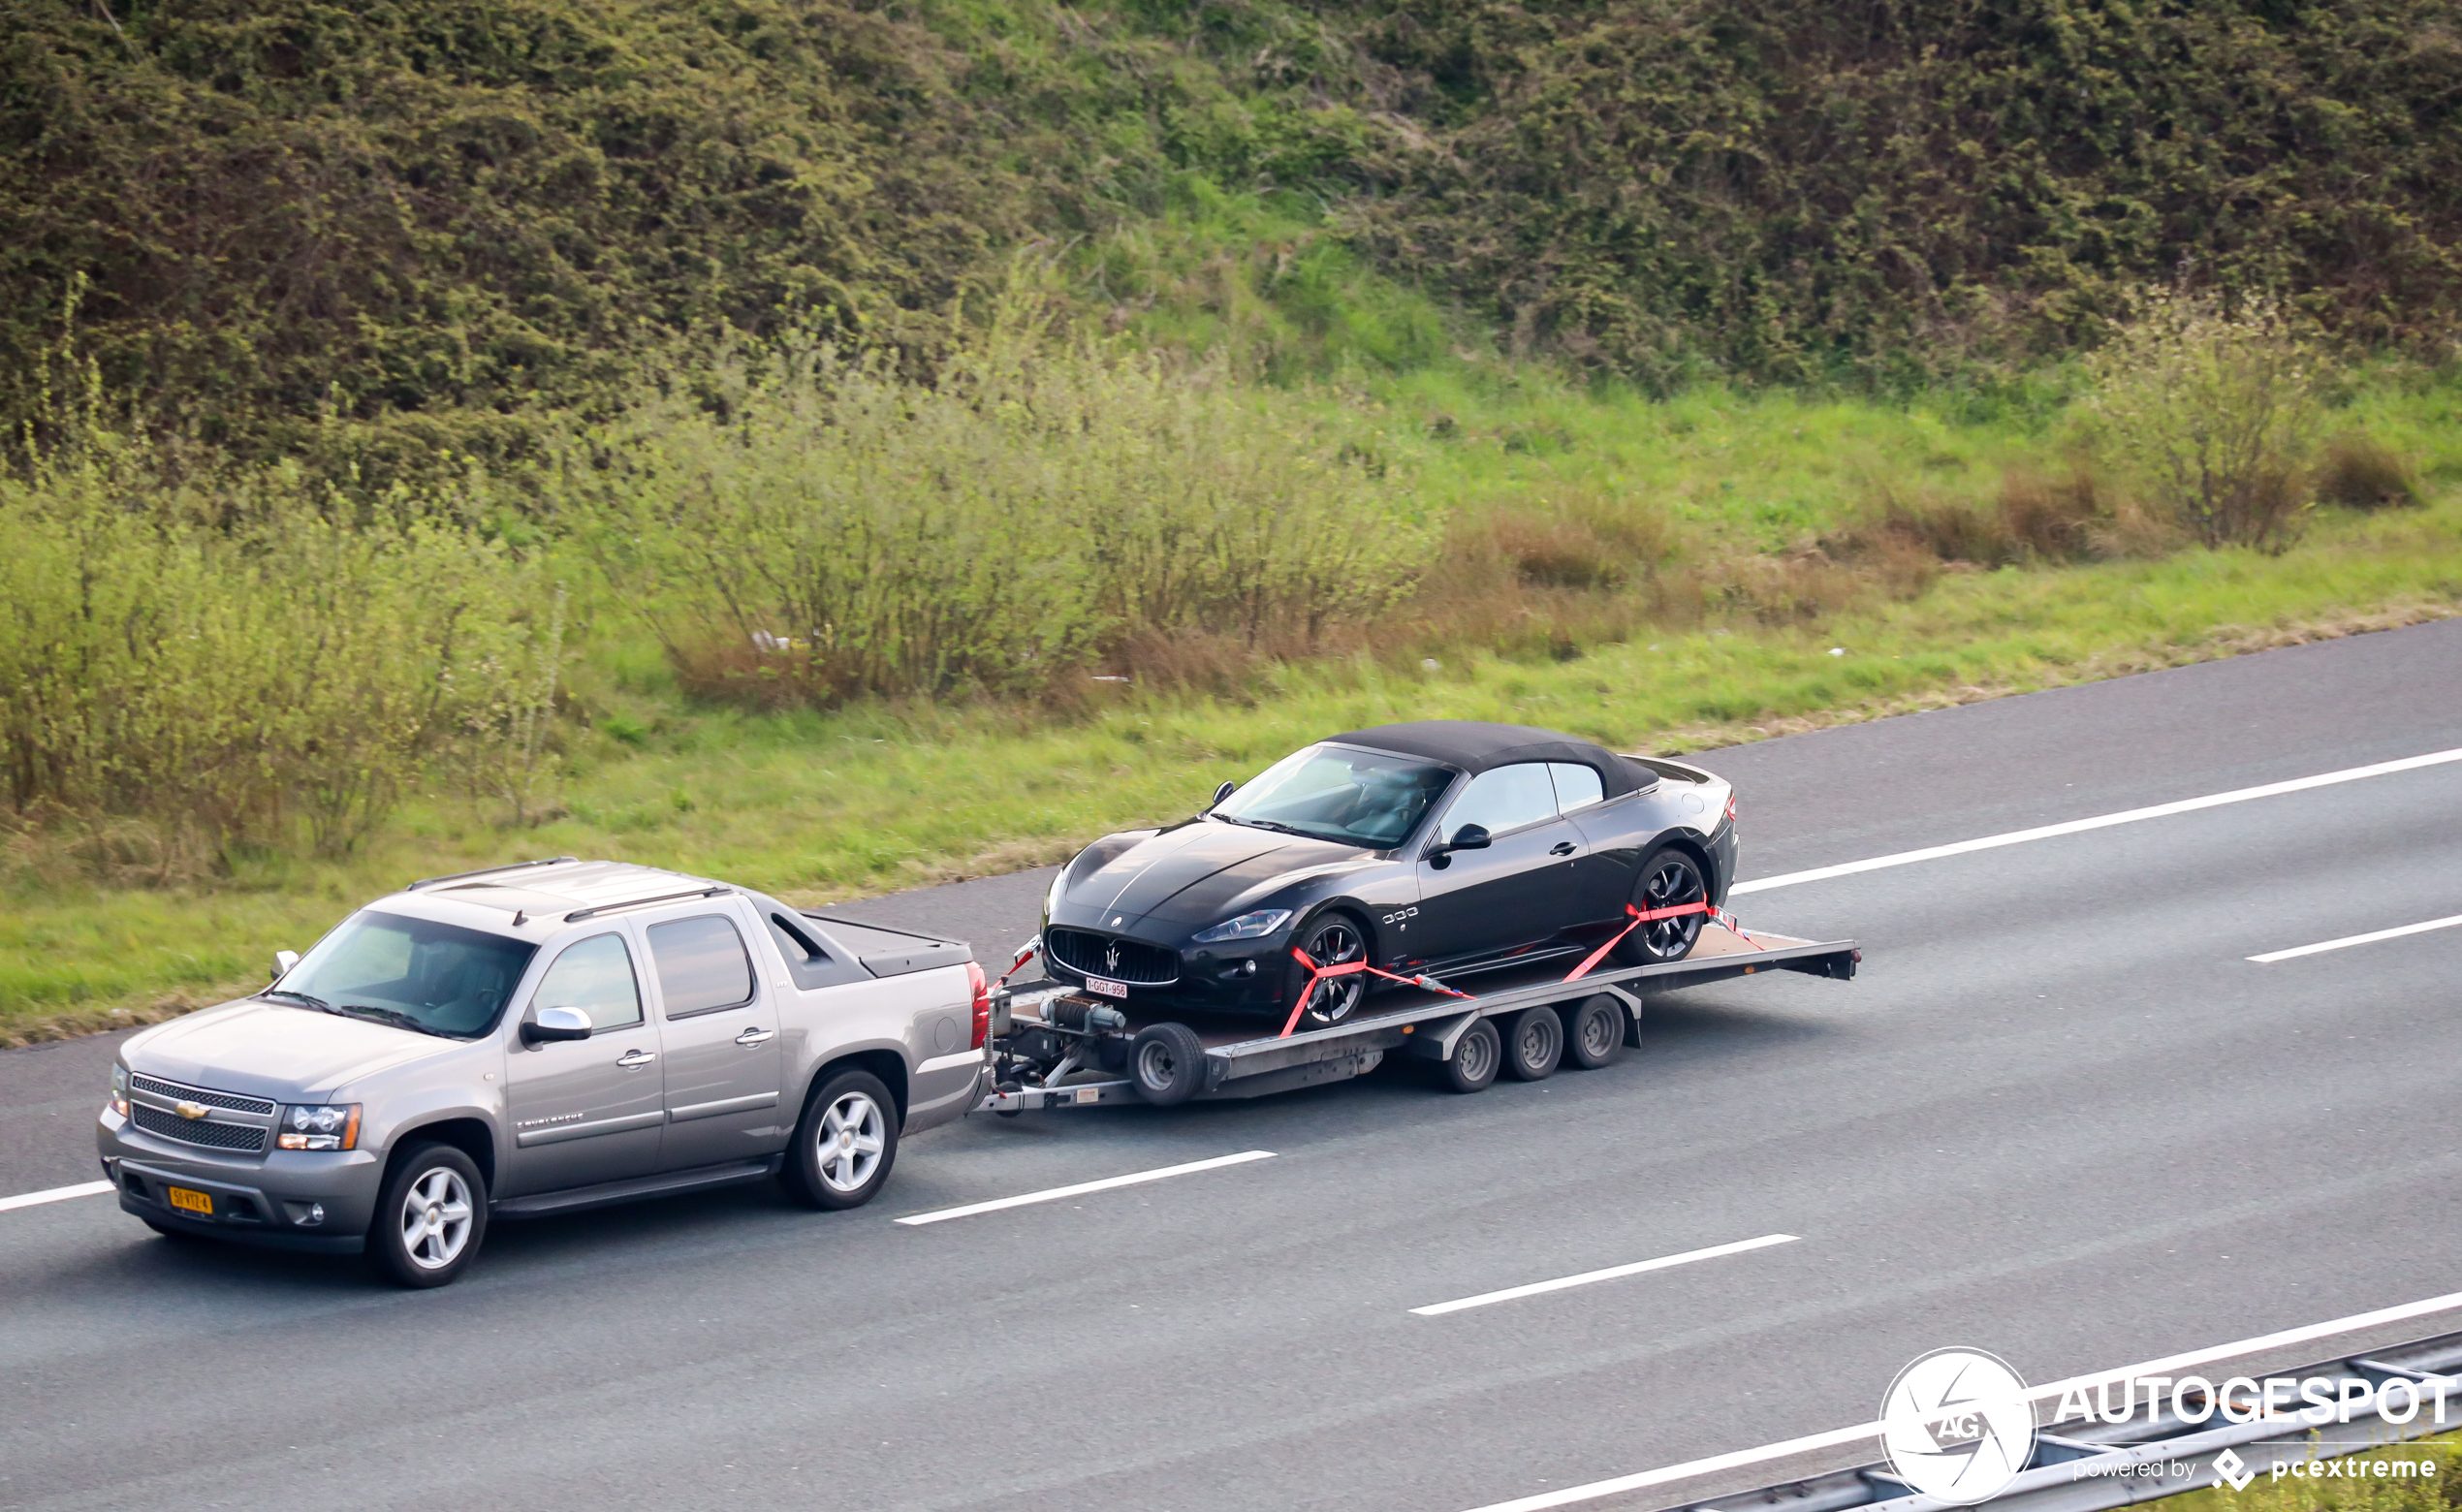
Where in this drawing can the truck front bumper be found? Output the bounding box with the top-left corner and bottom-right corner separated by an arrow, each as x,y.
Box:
99,1112 -> 380,1254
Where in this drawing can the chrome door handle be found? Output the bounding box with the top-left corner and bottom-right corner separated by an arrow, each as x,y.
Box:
615,1049 -> 656,1069
1549,840 -> 1578,856
735,1027 -> 774,1047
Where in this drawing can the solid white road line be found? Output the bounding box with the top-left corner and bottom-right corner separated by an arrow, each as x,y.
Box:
1411,1235 -> 1800,1317
1729,744 -> 2462,897
895,1150 -> 1277,1226
1455,1285 -> 2462,1512
2250,912 -> 2462,963
0,1180 -> 113,1213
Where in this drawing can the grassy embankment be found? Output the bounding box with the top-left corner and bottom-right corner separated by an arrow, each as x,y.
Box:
6,370 -> 2456,1045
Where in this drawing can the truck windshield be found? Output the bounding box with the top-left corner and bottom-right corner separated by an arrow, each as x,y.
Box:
1211,743 -> 1457,848
273,911 -> 538,1039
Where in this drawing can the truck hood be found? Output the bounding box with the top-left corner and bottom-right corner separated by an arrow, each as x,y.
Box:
1061,820 -> 1373,926
126,999 -> 460,1102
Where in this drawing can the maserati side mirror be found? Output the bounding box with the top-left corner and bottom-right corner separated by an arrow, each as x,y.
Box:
271,949 -> 300,982
1446,824 -> 1493,852
1213,779 -> 1237,806
521,1005 -> 593,1046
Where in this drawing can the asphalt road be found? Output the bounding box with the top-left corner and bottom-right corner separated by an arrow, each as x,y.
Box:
5,619 -> 2460,1512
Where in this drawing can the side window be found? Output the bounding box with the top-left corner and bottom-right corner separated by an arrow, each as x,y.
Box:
647,915 -> 756,1018
1444,763 -> 1561,837
534,933 -> 644,1032
1548,762 -> 1605,812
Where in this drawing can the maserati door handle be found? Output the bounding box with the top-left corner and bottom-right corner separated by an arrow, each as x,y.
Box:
735,1027 -> 774,1047
1549,841 -> 1578,856
615,1049 -> 656,1069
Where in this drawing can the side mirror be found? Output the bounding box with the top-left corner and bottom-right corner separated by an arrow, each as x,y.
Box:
1213,779 -> 1237,806
1425,823 -> 1492,865
521,1005 -> 592,1046
271,949 -> 300,982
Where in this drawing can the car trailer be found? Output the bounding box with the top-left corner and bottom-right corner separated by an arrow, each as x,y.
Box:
974,919 -> 1858,1114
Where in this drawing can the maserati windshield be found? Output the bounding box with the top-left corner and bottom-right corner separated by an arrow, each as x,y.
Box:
1212,743 -> 1456,848
271,911 -> 538,1038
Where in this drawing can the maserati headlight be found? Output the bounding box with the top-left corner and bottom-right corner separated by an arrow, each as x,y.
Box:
276,1104 -> 362,1151
1191,909 -> 1293,943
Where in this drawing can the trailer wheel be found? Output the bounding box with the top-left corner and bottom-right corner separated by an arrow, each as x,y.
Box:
1502,1007 -> 1562,1081
1436,1018 -> 1500,1093
1130,1023 -> 1206,1106
1562,995 -> 1626,1069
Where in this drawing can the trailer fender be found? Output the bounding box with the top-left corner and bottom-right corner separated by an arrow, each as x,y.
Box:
1403,1010 -> 1484,1061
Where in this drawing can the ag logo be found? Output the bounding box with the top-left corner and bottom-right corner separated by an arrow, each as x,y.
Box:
1878,1348 -> 2036,1504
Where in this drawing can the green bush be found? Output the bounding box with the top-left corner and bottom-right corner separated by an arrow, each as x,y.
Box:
0,383 -> 565,871
574,303 -> 1441,705
2082,288 -> 2324,551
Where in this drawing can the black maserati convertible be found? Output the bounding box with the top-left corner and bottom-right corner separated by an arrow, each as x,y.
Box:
1037,721 -> 1739,1024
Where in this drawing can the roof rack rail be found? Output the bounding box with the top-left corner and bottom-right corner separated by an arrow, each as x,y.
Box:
406,857 -> 580,891
564,886 -> 732,923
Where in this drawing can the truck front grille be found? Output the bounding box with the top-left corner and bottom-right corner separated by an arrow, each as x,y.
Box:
129,1074 -> 274,1116
132,1103 -> 268,1153
1045,929 -> 1180,986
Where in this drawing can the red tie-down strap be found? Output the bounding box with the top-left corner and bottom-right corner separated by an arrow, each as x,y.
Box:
1279,948 -> 1477,1038
992,938 -> 1040,992
1562,899 -> 1766,983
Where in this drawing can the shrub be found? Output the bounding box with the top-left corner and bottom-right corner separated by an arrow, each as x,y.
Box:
2081,288 -> 2324,550
2316,433 -> 2423,510
0,399 -> 565,871
575,306 -> 1440,706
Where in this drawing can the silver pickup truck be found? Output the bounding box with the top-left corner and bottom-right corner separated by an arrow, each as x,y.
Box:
96,858 -> 990,1286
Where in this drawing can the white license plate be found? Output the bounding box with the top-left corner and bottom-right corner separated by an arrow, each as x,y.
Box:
1086,976 -> 1128,999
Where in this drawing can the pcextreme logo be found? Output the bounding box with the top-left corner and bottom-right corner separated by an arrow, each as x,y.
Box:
1878,1348 -> 2036,1504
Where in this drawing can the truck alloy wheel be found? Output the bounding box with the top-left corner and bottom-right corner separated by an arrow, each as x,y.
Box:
1561,994 -> 1626,1069
1437,1018 -> 1500,1093
368,1141 -> 488,1288
1502,1006 -> 1562,1081
782,1069 -> 900,1211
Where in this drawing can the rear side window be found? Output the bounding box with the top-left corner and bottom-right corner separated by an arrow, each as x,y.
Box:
534,933 -> 644,1032
1548,762 -> 1605,812
647,915 -> 755,1017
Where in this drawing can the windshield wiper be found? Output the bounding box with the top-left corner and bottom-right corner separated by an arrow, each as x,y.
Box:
260,988 -> 335,1013
336,1004 -> 456,1038
1224,816 -> 1369,847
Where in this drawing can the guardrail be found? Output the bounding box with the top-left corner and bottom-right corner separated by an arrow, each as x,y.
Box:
1682,1333 -> 2462,1512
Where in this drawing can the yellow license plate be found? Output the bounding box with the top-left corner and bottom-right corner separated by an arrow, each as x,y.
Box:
166,1186 -> 213,1216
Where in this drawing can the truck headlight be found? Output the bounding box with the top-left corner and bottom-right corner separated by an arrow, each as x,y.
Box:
1191,909 -> 1293,943
108,1065 -> 128,1118
277,1104 -> 362,1151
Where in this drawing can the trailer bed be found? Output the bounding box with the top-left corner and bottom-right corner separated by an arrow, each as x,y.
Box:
976,921 -> 1856,1113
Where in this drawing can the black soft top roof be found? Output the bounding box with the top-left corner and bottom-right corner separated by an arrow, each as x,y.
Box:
1325,720 -> 1642,798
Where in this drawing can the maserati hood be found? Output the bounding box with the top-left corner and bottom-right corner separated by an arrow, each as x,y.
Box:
125,999 -> 460,1103
1061,821 -> 1369,926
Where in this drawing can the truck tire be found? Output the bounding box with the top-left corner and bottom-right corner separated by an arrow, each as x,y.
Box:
1562,995 -> 1626,1069
781,1068 -> 900,1211
1130,1023 -> 1206,1106
366,1141 -> 488,1289
1436,1018 -> 1500,1093
1502,1007 -> 1562,1081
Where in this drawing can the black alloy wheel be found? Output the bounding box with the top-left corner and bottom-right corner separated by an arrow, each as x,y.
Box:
1614,846 -> 1709,965
1291,913 -> 1370,1025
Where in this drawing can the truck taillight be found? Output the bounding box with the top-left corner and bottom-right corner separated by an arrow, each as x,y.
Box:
1724,791 -> 1737,825
967,961 -> 990,1051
